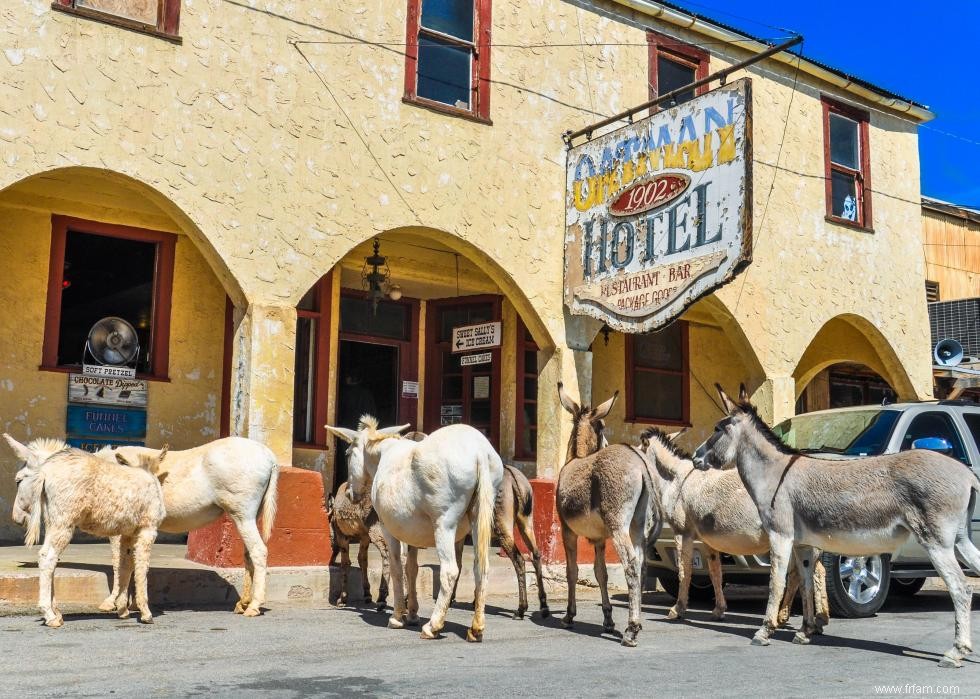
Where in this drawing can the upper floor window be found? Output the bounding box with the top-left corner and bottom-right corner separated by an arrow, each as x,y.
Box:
626,321 -> 690,425
404,0 -> 492,122
823,97 -> 872,229
53,0 -> 181,41
647,30 -> 709,105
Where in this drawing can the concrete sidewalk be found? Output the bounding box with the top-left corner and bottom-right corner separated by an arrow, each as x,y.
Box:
0,543 -> 626,615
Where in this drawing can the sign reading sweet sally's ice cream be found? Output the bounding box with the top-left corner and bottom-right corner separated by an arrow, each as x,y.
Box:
564,79 -> 753,333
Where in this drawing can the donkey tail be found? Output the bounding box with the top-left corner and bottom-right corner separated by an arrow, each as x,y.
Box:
632,446 -> 662,544
474,452 -> 498,577
24,471 -> 46,548
955,483 -> 980,576
259,459 -> 280,543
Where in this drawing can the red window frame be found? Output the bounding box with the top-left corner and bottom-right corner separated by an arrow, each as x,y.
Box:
52,0 -> 181,41
403,0 -> 493,123
41,215 -> 176,381
514,318 -> 538,460
293,271 -> 333,448
647,30 -> 709,101
822,96 -> 873,230
625,321 -> 690,426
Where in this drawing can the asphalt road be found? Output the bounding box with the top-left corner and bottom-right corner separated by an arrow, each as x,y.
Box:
2,588 -> 978,698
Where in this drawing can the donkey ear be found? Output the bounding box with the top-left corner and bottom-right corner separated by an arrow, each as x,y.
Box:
667,427 -> 689,442
116,453 -> 134,468
738,383 -> 750,403
158,445 -> 169,463
325,425 -> 358,444
378,424 -> 411,436
715,384 -> 736,415
3,434 -> 33,463
592,391 -> 619,420
557,382 -> 579,415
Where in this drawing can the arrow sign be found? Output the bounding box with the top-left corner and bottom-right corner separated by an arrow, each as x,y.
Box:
451,321 -> 501,354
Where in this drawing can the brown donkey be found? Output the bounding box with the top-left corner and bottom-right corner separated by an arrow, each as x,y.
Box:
556,383 -> 660,647
327,481 -> 390,612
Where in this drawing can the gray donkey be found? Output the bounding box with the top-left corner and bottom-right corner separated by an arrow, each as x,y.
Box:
695,385 -> 980,668
640,426 -> 829,628
556,383 -> 660,647
327,480 -> 390,611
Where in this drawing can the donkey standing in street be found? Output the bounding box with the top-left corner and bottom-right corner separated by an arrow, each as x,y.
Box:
327,480 -> 390,611
695,385 -> 980,668
640,427 -> 829,627
556,383 -> 660,647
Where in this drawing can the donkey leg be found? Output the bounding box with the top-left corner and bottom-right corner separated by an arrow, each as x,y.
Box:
593,540 -> 614,632
706,547 -> 727,620
448,538 -> 464,608
38,527 -> 72,628
516,513 -> 549,617
99,535 -> 122,612
235,518 -> 268,617
610,529 -> 642,648
385,533 -> 407,629
560,523 -> 578,628
499,522 -> 528,620
667,534 -> 693,620
336,535 -> 351,607
928,545 -> 973,668
133,528 -> 157,624
754,535 -> 793,646
405,546 -> 420,626
114,536 -> 137,620
813,554 -> 830,632
358,534 -> 372,604
422,525 -> 460,640
778,557 -> 801,629
235,551 -> 254,614
791,547 -> 819,645
368,524 -> 390,612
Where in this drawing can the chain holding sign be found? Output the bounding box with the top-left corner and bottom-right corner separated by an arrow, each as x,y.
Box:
564,79 -> 752,333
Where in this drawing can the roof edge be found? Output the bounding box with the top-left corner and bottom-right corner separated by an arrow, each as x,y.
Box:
611,0 -> 936,123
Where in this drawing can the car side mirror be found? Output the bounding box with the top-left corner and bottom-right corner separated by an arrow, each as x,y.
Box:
911,437 -> 952,452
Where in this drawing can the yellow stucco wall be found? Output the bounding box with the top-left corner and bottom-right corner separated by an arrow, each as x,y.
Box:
0,0 -> 933,498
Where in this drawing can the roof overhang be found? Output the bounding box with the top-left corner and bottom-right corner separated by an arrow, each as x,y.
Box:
610,0 -> 936,123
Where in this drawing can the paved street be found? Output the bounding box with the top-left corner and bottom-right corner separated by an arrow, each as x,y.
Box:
2,587 -> 978,697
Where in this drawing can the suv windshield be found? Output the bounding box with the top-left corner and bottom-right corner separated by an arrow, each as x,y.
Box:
772,409 -> 900,457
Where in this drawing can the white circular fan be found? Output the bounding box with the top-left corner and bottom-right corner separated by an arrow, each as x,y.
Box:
86,316 -> 140,366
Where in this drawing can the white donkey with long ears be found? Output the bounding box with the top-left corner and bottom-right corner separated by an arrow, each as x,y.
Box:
327,417 -> 503,643
695,384 -> 980,668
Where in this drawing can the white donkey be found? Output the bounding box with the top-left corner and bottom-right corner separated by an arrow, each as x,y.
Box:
96,438 -> 279,617
327,417 -> 502,642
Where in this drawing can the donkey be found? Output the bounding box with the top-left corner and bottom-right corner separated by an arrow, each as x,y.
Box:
556,383 -> 660,647
695,385 -> 980,668
449,463 -> 551,620
4,435 -> 167,627
640,427 -> 829,628
327,417 -> 502,643
326,480 -> 390,611
95,438 -> 279,617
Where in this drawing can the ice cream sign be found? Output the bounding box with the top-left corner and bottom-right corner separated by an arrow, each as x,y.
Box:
564,79 -> 753,333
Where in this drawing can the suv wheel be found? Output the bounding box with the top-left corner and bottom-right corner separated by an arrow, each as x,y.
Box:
656,570 -> 718,603
822,552 -> 890,618
889,577 -> 926,597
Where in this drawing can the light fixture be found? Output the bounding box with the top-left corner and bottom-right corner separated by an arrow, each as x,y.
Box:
388,285 -> 403,301
361,238 -> 391,315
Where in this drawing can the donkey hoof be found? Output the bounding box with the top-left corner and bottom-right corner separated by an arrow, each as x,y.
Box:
666,607 -> 683,621
466,628 -> 484,643
117,608 -> 131,620
792,632 -> 811,645
387,616 -> 405,630
242,607 -> 261,618
540,606 -> 551,619
406,615 -> 420,627
45,616 -> 64,628
939,652 -> 964,669
621,637 -> 638,648
139,615 -> 154,625
711,608 -> 727,621
421,623 -> 439,640
98,598 -> 116,612
513,609 -> 525,620
751,633 -> 770,647
603,620 -> 616,633
376,603 -> 387,613
560,615 -> 574,628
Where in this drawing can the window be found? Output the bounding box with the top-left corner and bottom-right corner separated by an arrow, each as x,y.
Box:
404,0 -> 492,121
823,97 -> 872,228
42,216 -> 175,379
926,280 -> 941,303
52,0 -> 181,40
964,413 -> 980,449
626,321 -> 689,424
647,30 -> 709,105
293,273 -> 332,446
900,411 -> 970,465
515,320 -> 538,459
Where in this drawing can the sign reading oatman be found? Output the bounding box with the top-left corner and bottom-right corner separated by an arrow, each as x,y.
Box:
564,79 -> 753,333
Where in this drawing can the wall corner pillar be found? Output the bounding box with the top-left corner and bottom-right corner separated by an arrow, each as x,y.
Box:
751,375 -> 796,426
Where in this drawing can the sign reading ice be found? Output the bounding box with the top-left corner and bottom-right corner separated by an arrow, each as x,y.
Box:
564,79 -> 753,333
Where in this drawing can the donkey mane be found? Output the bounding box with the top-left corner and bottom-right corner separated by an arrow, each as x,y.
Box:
26,437 -> 68,454
640,427 -> 692,461
358,415 -> 379,431
736,402 -> 800,456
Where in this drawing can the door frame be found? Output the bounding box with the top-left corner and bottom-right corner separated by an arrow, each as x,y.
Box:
424,294 -> 503,449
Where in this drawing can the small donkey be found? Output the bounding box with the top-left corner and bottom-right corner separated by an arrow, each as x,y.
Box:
5,435 -> 167,627
327,480 -> 390,611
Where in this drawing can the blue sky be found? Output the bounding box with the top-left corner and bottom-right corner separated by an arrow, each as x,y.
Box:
665,0 -> 980,206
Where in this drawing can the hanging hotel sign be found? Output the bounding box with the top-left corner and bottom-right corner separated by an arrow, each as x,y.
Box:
451,322 -> 501,353
564,78 -> 753,333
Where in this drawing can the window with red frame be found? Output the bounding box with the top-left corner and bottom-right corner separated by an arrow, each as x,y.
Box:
647,30 -> 709,105
293,273 -> 332,446
823,98 -> 872,228
626,321 -> 690,425
53,0 -> 181,39
514,321 -> 538,459
404,0 -> 492,120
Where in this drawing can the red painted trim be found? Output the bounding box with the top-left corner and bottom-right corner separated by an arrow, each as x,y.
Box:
42,215 -> 176,380
625,321 -> 690,425
646,29 -> 710,100
219,296 -> 233,438
821,96 -> 873,230
475,0 -> 493,121
161,0 -> 180,36
514,316 -> 538,460
52,1 -> 181,42
312,271 -> 333,447
403,0 -> 421,100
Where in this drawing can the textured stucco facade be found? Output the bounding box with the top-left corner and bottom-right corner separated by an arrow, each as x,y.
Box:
0,0 -> 934,538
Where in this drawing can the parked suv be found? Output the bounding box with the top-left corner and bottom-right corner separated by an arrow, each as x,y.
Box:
647,400 -> 980,618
